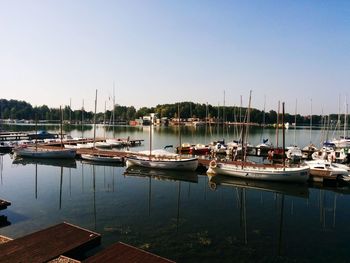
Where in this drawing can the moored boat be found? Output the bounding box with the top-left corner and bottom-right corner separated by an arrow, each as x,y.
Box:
305,159 -> 350,183
14,146 -> 76,159
81,154 -> 123,163
126,149 -> 198,171
207,160 -> 309,183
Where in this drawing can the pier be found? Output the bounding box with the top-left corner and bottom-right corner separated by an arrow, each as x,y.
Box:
0,132 -> 60,142
0,222 -> 101,263
0,223 -> 175,263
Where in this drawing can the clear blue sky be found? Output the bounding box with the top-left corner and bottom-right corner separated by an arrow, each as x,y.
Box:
0,0 -> 349,115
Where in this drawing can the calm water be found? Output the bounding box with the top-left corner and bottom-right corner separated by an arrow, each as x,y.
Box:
1,124 -> 350,262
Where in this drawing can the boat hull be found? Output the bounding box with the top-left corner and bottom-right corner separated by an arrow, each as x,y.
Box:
14,147 -> 76,159
81,154 -> 123,163
126,156 -> 198,171
207,162 -> 309,183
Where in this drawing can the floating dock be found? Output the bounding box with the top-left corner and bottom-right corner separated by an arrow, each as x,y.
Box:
0,222 -> 101,263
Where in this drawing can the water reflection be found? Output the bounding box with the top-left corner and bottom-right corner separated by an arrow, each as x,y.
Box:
208,174 -> 309,199
12,157 -> 77,169
124,166 -> 198,231
207,174 -> 309,257
124,166 -> 198,183
2,150 -> 350,262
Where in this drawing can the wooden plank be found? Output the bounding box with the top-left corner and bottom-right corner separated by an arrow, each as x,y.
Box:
83,242 -> 175,263
0,236 -> 12,245
0,222 -> 101,263
49,255 -> 81,263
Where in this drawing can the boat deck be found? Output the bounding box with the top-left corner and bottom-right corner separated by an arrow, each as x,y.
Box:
0,222 -> 101,263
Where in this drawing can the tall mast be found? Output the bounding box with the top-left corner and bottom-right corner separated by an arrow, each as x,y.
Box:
81,99 -> 84,138
60,106 -> 63,148
310,99 -> 312,144
276,101 -> 280,148
217,102 -> 220,138
338,95 -> 341,138
344,96 -> 348,138
93,89 -> 98,149
113,82 -> 116,134
294,99 -> 297,145
69,98 -> 72,124
178,104 -> 182,158
243,90 -> 252,163
223,90 -> 225,138
149,114 -> 152,159
282,102 -> 285,169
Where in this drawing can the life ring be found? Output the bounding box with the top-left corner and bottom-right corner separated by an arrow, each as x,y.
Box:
209,160 -> 217,169
209,182 -> 217,191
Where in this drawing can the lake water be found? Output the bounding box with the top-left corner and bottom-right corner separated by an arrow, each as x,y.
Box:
0,124 -> 349,262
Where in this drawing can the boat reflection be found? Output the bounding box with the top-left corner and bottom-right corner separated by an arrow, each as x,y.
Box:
124,166 -> 198,232
0,215 -> 10,228
208,174 -> 309,199
12,157 -> 77,169
81,159 -> 124,168
124,166 -> 198,183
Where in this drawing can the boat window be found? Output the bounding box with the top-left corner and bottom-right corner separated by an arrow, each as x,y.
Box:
315,166 -> 324,169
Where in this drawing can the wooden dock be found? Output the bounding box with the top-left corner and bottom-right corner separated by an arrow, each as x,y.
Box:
0,222 -> 101,263
83,242 -> 175,263
0,132 -> 59,142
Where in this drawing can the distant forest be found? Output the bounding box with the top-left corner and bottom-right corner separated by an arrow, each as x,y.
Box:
0,98 -> 348,126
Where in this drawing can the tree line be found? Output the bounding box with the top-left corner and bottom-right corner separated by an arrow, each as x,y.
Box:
0,98 -> 348,126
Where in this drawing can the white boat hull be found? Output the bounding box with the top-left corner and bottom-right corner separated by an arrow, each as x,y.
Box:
126,156 -> 198,171
81,154 -> 123,163
207,162 -> 309,183
14,147 -> 76,159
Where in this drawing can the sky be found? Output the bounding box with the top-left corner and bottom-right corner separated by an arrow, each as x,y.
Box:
0,0 -> 349,115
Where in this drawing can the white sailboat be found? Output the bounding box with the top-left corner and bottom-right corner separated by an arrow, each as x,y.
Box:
79,90 -> 124,164
126,111 -> 198,171
14,107 -> 76,159
207,97 -> 310,183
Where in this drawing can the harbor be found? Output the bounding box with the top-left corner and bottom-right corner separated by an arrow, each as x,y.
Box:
0,124 -> 350,262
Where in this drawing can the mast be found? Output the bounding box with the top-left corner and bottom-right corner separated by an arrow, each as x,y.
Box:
223,90 -> 225,138
205,102 -> 208,143
113,81 -> 116,134
344,96 -> 348,138
69,98 -> 72,124
294,99 -> 297,145
282,102 -> 285,169
93,89 -> 98,149
276,101 -> 280,148
149,113 -> 153,159
60,106 -> 63,148
81,99 -> 84,138
217,102 -> 219,138
310,98 -> 312,144
243,90 -> 252,163
178,104 -> 182,158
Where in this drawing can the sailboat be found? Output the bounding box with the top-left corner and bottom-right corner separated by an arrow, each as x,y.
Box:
126,111 -> 198,171
80,90 -> 123,164
14,108 -> 77,159
207,95 -> 309,183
